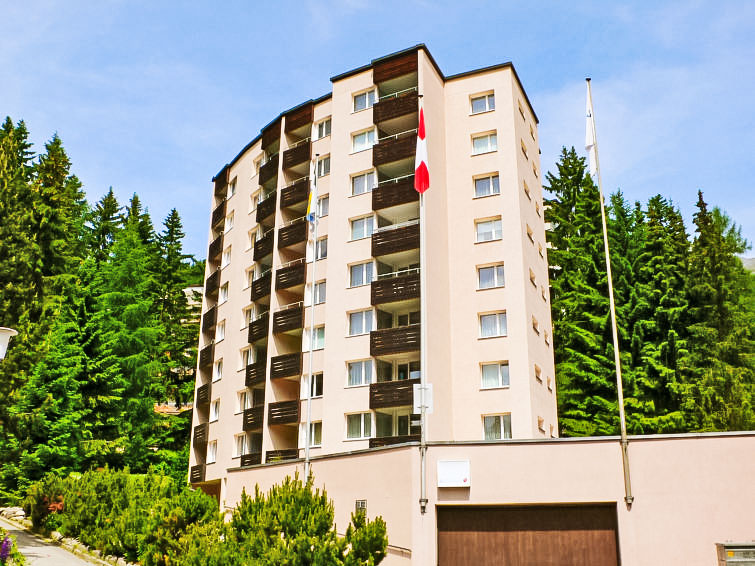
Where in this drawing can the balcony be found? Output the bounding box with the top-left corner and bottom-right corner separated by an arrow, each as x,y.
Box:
271,352 -> 302,379
190,464 -> 205,483
259,153 -> 279,186
371,271 -> 420,306
254,230 -> 274,262
371,221 -> 420,258
372,130 -> 416,168
243,406 -> 264,431
265,449 -> 299,463
280,177 -> 309,210
240,453 -> 262,467
369,434 -> 420,449
256,191 -> 277,223
195,382 -> 211,411
284,102 -> 313,134
268,399 -> 300,425
282,139 -> 311,171
248,312 -> 269,343
198,343 -> 214,369
261,119 -> 281,151
277,218 -> 307,250
372,174 -> 418,211
276,261 -> 306,291
208,234 -> 223,262
370,324 -> 421,357
370,378 -> 420,410
251,270 -> 272,302
245,360 -> 267,387
211,199 -> 227,228
213,165 -> 228,196
373,89 -> 418,124
201,305 -> 217,333
193,423 -> 208,447
373,50 -> 418,84
273,303 -> 304,334
204,269 -> 220,297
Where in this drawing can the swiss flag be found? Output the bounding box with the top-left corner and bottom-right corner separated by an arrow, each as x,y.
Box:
414,103 -> 429,194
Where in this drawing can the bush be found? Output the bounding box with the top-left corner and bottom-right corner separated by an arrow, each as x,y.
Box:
0,529 -> 26,565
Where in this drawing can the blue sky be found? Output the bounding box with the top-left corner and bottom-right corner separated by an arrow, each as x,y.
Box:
3,1 -> 754,257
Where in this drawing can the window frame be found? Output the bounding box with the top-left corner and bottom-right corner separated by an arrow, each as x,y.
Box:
308,422 -> 322,447
351,170 -> 376,196
347,359 -> 373,387
351,128 -> 376,153
470,92 -> 495,115
346,412 -> 372,440
314,117 -> 332,140
475,217 -> 503,243
477,264 -> 505,290
481,362 -> 510,389
207,440 -> 217,463
349,261 -> 374,288
213,359 -> 223,382
483,414 -> 512,440
473,173 -> 500,199
317,195 -> 329,218
317,155 -> 331,177
215,320 -> 226,342
224,211 -> 235,233
472,132 -> 498,155
479,312 -> 508,339
353,88 -> 376,112
348,309 -> 374,337
219,282 -> 229,304
350,215 -> 375,241
234,433 -> 249,457
210,398 -> 220,422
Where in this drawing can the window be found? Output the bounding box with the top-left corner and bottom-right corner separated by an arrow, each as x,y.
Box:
245,267 -> 254,289
535,201 -> 541,217
249,193 -> 258,214
308,237 -> 328,261
538,417 -> 545,433
526,224 -> 534,242
207,440 -> 217,463
353,89 -> 376,112
219,282 -> 229,304
478,264 -> 505,289
215,320 -> 226,342
210,399 -> 220,422
350,262 -> 374,287
350,216 -> 374,240
534,364 -> 542,383
550,424 -> 556,438
253,157 -> 262,176
222,246 -> 232,268
530,124 -> 536,140
523,180 -> 531,200
305,326 -> 325,350
347,413 -> 372,439
242,307 -> 254,329
227,179 -> 236,198
541,285 -> 547,301
544,330 -> 550,345
475,218 -> 502,242
484,414 -> 512,440
307,422 -> 322,447
237,390 -> 250,413
352,129 -> 376,152
518,100 -> 526,120
529,268 -> 537,287
538,242 -> 544,257
243,346 -> 254,367
472,132 -> 497,155
349,310 -> 373,336
234,433 -> 248,457
532,315 -> 540,334
312,281 -> 326,305
474,174 -> 500,198
471,92 -> 495,114
520,140 -> 529,159
213,359 -> 223,382
532,162 -> 538,178
308,373 -> 323,398
224,211 -> 234,233
317,155 -> 330,177
315,118 -> 331,140
352,171 -> 375,196
317,195 -> 329,217
547,376 -> 553,391
348,360 -> 372,386
482,362 -> 510,389
480,312 -> 507,338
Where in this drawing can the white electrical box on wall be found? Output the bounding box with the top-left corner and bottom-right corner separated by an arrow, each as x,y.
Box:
437,460 -> 471,488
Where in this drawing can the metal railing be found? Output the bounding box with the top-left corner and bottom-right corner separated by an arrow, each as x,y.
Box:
286,137 -> 311,150
278,257 -> 306,270
377,128 -> 418,143
373,218 -> 419,234
378,173 -> 414,186
284,175 -> 309,188
281,215 -> 307,227
275,300 -> 304,313
377,267 -> 420,280
378,86 -> 418,101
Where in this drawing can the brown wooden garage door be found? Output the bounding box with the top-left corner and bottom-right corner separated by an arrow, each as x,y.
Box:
437,504 -> 619,566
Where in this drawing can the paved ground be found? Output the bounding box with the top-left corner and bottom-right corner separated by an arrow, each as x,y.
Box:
0,517 -> 97,566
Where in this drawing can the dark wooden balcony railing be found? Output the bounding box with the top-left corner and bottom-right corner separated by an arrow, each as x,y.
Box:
193,423 -> 208,446
284,102 -> 313,133
373,50 -> 418,84
254,231 -> 274,262
371,272 -> 420,306
369,434 -> 420,449
213,165 -> 228,196
372,131 -> 416,167
248,312 -> 269,343
259,154 -> 279,186
370,324 -> 421,357
208,234 -> 223,262
201,305 -> 217,333
276,262 -> 306,291
211,199 -> 227,228
261,118 -> 281,150
372,175 -> 418,211
195,382 -> 211,411
268,400 -> 300,425
278,218 -> 307,249
370,378 -> 420,410
273,304 -> 304,334
280,178 -> 309,209
256,192 -> 277,223
373,89 -> 418,123
204,269 -> 220,297
240,453 -> 262,467
265,448 -> 299,463
371,222 -> 420,258
198,343 -> 215,369
245,360 -> 266,387
243,406 -> 264,431
251,270 -> 272,301
282,140 -> 311,170
190,463 -> 206,483
270,352 -> 302,379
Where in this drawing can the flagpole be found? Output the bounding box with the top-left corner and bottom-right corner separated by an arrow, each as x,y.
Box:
416,95 -> 428,515
586,78 -> 634,507
304,155 -> 319,479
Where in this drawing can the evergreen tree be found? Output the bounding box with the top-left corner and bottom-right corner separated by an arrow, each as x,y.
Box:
87,188 -> 122,263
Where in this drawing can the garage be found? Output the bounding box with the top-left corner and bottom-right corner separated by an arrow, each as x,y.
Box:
437,503 -> 620,565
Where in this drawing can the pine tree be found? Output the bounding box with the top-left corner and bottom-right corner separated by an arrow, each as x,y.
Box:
88,188 -> 122,263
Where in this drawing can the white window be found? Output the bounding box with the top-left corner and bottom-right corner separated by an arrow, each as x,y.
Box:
207,440 -> 217,463
353,89 -> 376,112
532,315 -> 540,334
352,129 -> 376,152
309,422 -> 322,447
534,364 -> 542,382
227,179 -> 236,198
347,413 -> 372,439
308,237 -> 328,261
305,326 -> 325,350
215,320 -> 226,342
482,363 -> 510,389
352,171 -> 376,196
309,373 -> 323,398
523,180 -> 531,200
253,157 -> 262,176
237,389 -> 250,413
472,132 -> 497,155
317,155 -> 330,177
242,307 -> 254,329
221,246 -> 232,268
529,268 -> 537,287
518,101 -> 526,120
315,118 -> 331,140
480,312 -> 507,338
224,211 -> 235,233
306,281 -> 326,305
234,433 -> 248,457
521,140 -> 529,159
535,201 -> 541,217
478,264 -> 505,289
474,174 -> 500,198
541,285 -> 547,301
350,216 -> 374,240
526,224 -> 534,243
538,417 -> 545,433
213,359 -> 223,382
475,218 -> 502,242
349,310 -> 373,336
245,267 -> 255,289
532,162 -> 538,178
471,93 -> 495,114
483,415 -> 512,440
544,330 -> 550,345
219,282 -> 229,303
242,346 -> 254,367
348,360 -> 372,386
317,195 -> 329,217
349,261 -> 374,287
530,123 -> 536,141
210,399 -> 220,422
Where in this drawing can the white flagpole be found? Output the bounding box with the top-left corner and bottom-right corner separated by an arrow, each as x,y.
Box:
304,155 -> 319,479
417,95 -> 429,515
586,78 -> 634,507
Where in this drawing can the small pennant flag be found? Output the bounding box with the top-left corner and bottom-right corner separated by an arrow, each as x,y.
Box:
585,80 -> 598,178
414,102 -> 429,194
